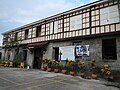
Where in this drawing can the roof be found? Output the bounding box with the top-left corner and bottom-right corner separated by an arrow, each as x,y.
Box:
2,0 -> 111,35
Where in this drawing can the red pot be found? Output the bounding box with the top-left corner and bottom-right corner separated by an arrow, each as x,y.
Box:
47,68 -> 52,72
54,69 -> 59,73
62,69 -> 67,74
91,74 -> 97,79
70,71 -> 75,76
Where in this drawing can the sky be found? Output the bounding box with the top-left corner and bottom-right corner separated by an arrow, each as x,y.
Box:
0,0 -> 98,45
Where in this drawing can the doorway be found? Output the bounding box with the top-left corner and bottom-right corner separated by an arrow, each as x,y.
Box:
102,38 -> 117,60
33,48 -> 43,69
53,47 -> 59,61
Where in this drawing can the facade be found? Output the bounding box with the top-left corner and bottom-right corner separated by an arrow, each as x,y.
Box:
1,0 -> 120,70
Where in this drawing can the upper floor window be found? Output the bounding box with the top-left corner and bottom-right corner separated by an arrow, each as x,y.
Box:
46,23 -> 50,35
82,12 -> 89,28
64,18 -> 70,32
36,25 -> 41,37
41,24 -> 45,35
54,21 -> 58,33
91,10 -> 100,26
50,22 -> 54,34
100,5 -> 119,25
25,29 -> 28,39
18,32 -> 22,40
70,15 -> 82,31
32,27 -> 36,38
21,31 -> 25,40
28,29 -> 32,38
58,19 -> 63,32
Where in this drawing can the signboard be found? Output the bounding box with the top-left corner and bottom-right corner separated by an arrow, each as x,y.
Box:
59,46 -> 75,60
59,45 -> 89,61
75,45 -> 89,57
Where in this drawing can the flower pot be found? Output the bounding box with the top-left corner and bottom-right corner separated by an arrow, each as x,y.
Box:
108,75 -> 114,81
47,68 -> 52,72
80,73 -> 85,78
54,69 -> 59,73
70,71 -> 75,76
62,69 -> 67,74
91,73 -> 97,79
42,67 -> 46,71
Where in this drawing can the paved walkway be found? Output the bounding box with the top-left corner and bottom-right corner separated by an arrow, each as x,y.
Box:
0,67 -> 119,90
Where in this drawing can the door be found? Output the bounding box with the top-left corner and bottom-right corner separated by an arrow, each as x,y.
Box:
33,48 -> 43,69
53,47 -> 59,61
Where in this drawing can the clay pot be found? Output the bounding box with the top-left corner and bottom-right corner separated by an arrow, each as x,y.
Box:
54,69 -> 59,73
91,73 -> 97,79
42,67 -> 46,71
62,69 -> 67,74
70,71 -> 75,76
80,73 -> 85,78
108,75 -> 114,81
47,68 -> 52,72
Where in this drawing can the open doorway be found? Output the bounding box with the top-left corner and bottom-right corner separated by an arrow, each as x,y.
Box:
53,47 -> 59,61
33,48 -> 43,69
102,38 -> 117,60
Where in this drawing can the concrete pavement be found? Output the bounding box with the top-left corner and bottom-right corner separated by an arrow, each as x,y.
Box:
0,67 -> 119,90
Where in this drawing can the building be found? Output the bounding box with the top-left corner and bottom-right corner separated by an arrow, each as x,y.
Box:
1,0 -> 120,70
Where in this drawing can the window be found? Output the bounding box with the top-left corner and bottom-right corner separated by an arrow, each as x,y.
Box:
18,32 -> 22,40
70,15 -> 82,31
15,32 -> 18,40
25,29 -> 28,39
102,38 -> 117,60
21,31 -> 25,40
36,25 -> 41,37
50,22 -> 54,34
82,12 -> 89,28
58,19 -> 63,32
28,29 -> 32,38
32,27 -> 36,37
100,5 -> 119,25
64,18 -> 70,32
91,10 -> 100,26
46,23 -> 50,35
41,24 -> 45,35
54,21 -> 58,33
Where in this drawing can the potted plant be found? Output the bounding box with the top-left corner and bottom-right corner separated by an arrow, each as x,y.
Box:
101,64 -> 114,81
79,61 -> 86,78
47,60 -> 52,72
68,60 -> 76,76
90,59 -> 98,79
9,60 -> 13,67
53,60 -> 59,73
61,64 -> 67,74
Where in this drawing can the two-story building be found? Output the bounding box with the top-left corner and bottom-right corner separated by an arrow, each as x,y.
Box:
1,0 -> 120,70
